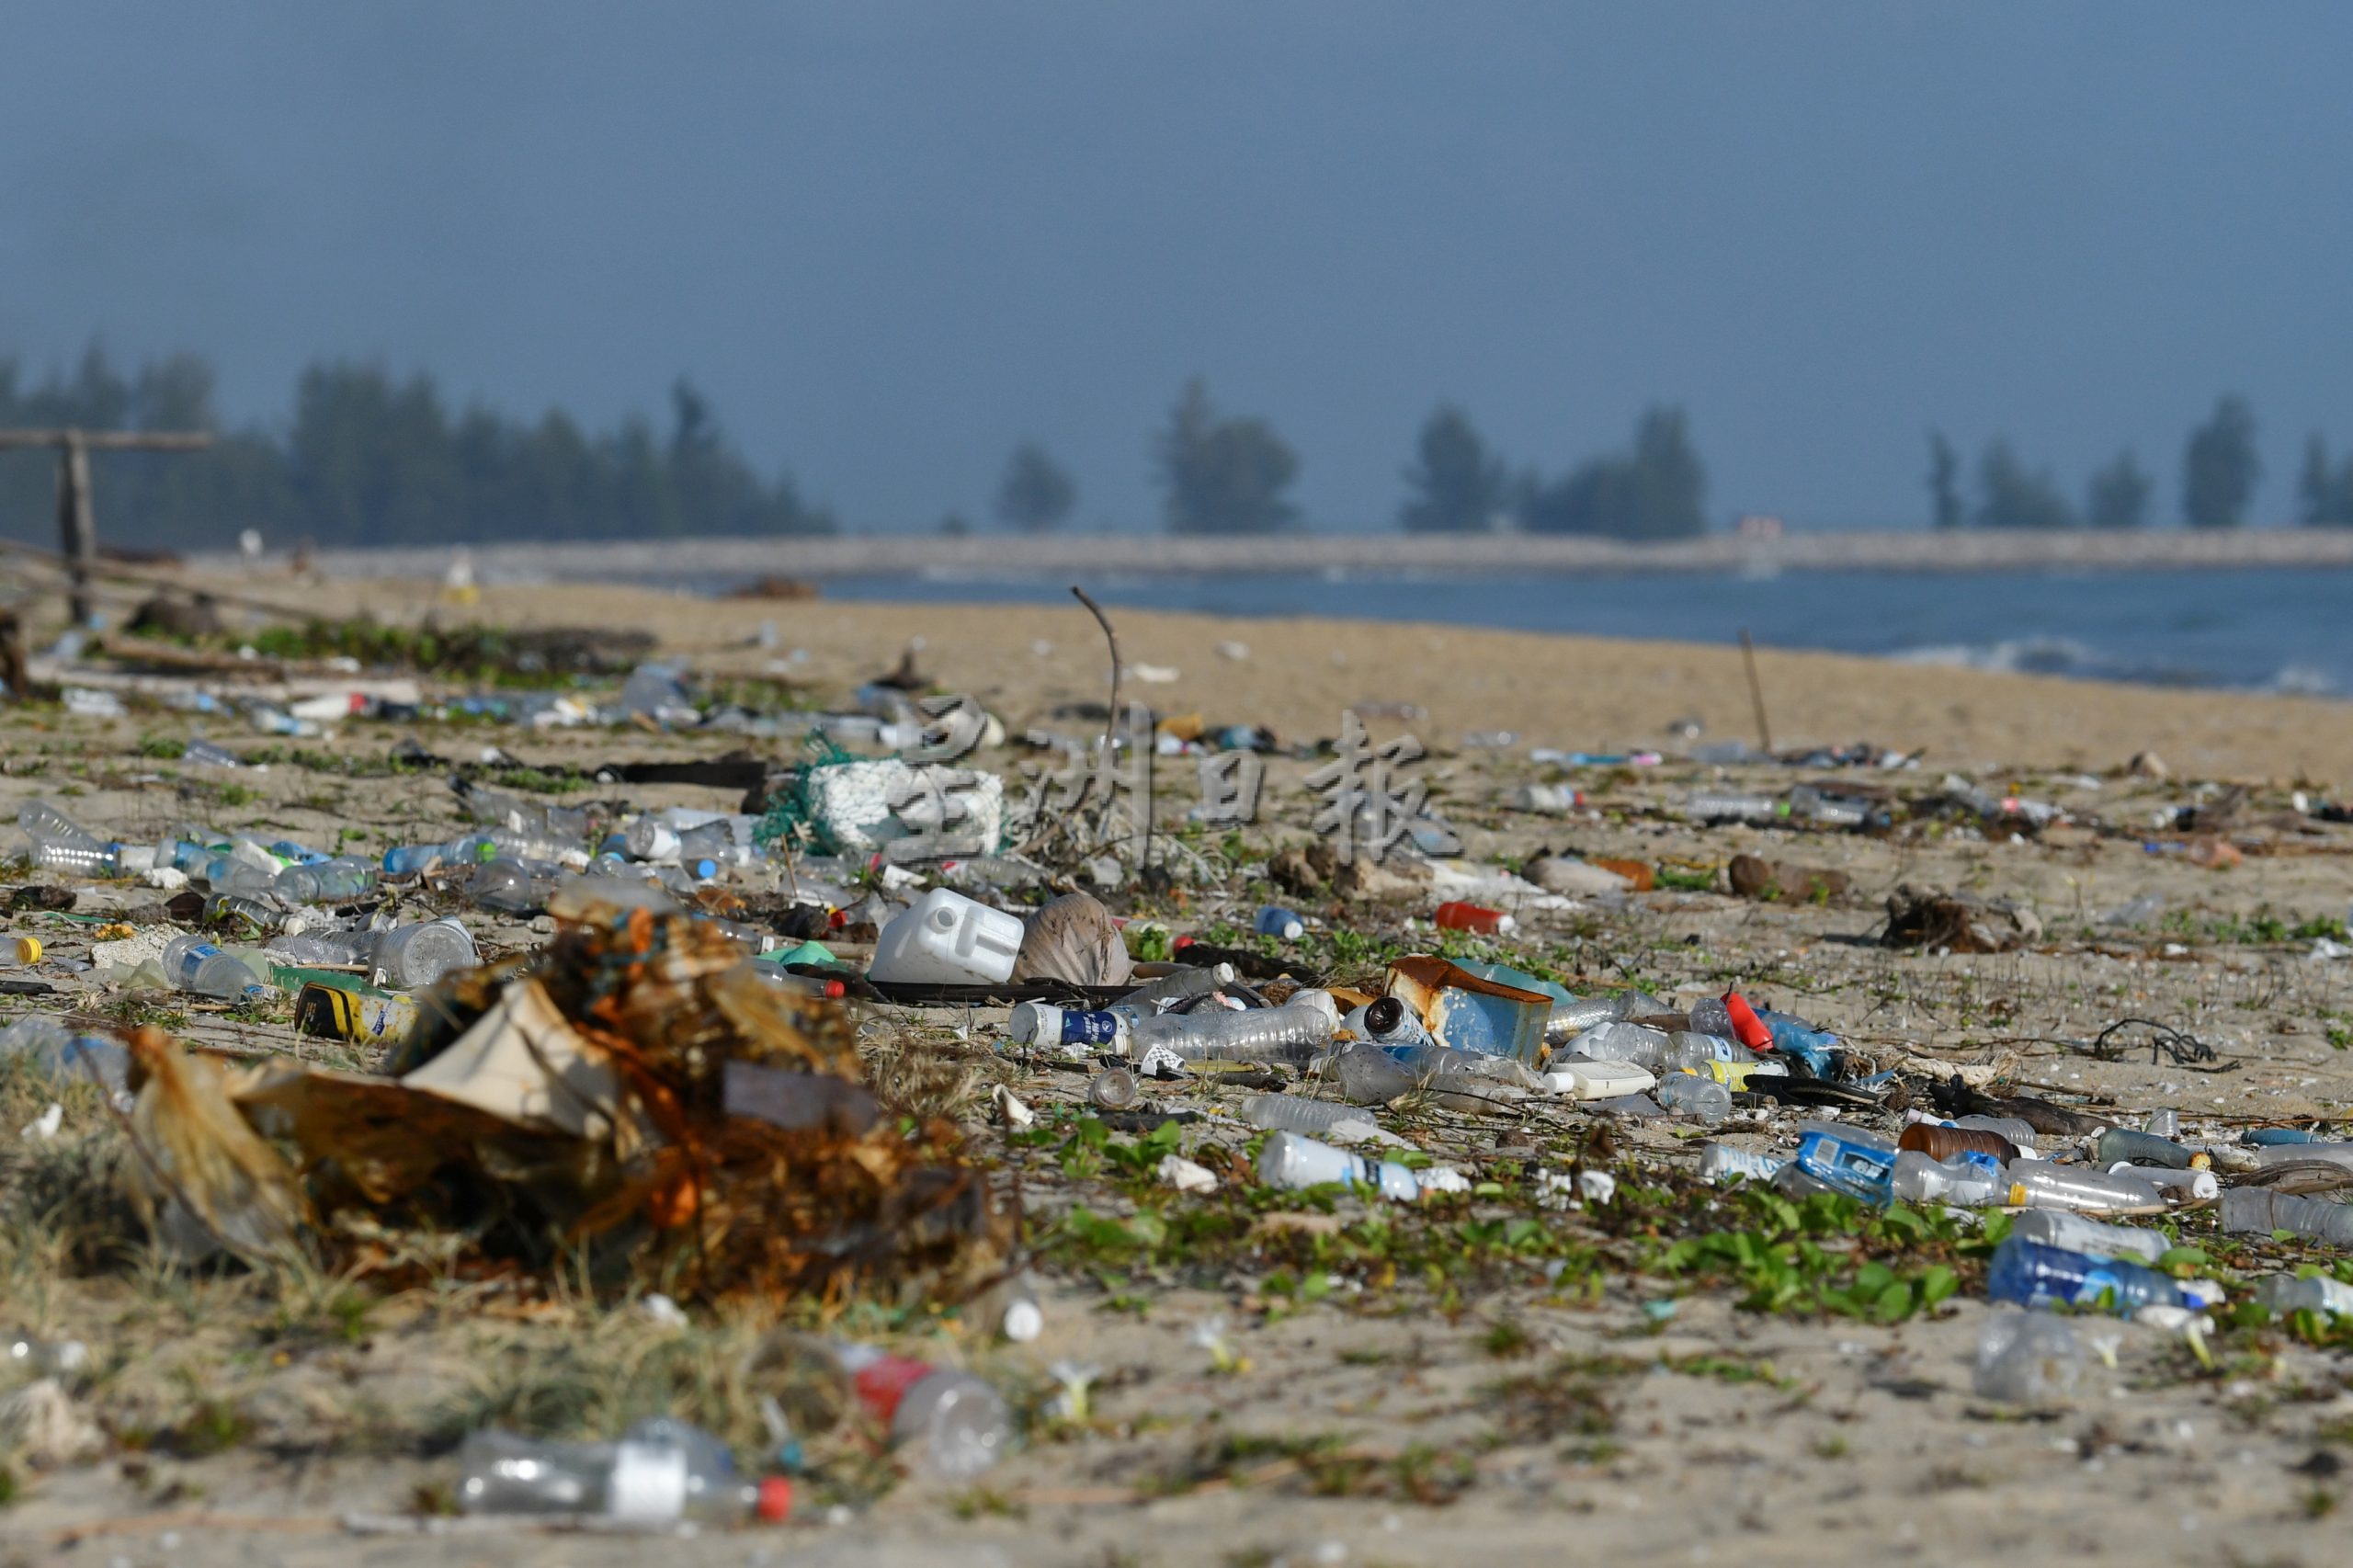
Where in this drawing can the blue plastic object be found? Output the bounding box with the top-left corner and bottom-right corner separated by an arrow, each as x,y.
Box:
1794,1128 -> 1897,1203
1986,1236 -> 2192,1314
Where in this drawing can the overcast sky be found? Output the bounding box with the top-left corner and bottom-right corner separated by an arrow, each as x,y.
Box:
5,2 -> 2351,532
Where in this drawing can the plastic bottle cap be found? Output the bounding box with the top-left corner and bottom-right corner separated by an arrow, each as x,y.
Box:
755,1475 -> 793,1523
1001,1298 -> 1044,1343
11,937 -> 39,965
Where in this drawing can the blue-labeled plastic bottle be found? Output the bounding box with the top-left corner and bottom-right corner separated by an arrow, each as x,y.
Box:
1255,905 -> 1305,940
1985,1236 -> 2205,1315
1756,1009 -> 1839,1077
1793,1120 -> 1898,1203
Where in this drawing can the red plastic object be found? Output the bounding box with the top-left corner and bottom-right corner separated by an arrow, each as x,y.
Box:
756,1475 -> 793,1523
1433,901 -> 1512,935
1722,990 -> 1774,1052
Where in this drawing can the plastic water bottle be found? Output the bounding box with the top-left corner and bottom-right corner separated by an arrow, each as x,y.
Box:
1562,1020 -> 1672,1070
1656,1072 -> 1732,1124
2008,1209 -> 2170,1263
2109,1163 -> 2218,1201
1985,1236 -> 2211,1315
1322,1040 -> 1419,1105
466,858 -> 549,914
0,1016 -> 130,1095
1698,1142 -> 1788,1184
369,920 -> 479,990
266,930 -> 376,968
2221,1187 -> 2353,1246
1131,998 -> 1336,1063
1007,1002 -> 1133,1051
1254,905 -> 1305,940
2005,1160 -> 2164,1213
456,1420 -> 784,1521
1340,995 -> 1434,1051
1890,1149 -> 2004,1206
1793,1121 -> 1899,1203
2255,1273 -> 2353,1320
1256,1131 -> 1466,1202
275,858 -> 380,904
1243,1093 -> 1390,1141
17,800 -> 102,849
1123,962 -> 1238,1008
1899,1122 -> 2022,1165
1682,791 -> 1783,824
159,934 -> 268,999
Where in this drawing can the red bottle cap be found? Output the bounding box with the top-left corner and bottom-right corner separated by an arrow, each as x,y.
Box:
822,978 -> 847,1000
1173,934 -> 1195,951
1722,991 -> 1773,1052
756,1475 -> 793,1523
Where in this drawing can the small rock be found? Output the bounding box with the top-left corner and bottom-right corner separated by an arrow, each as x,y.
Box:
0,1379 -> 105,1469
1158,1154 -> 1218,1194
2128,750 -> 2170,780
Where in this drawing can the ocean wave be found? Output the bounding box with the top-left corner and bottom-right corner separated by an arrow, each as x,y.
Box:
1889,636 -> 2105,677
2263,663 -> 2338,696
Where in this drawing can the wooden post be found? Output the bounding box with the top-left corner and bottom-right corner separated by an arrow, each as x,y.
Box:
0,427 -> 211,628
1738,627 -> 1774,756
59,432 -> 96,627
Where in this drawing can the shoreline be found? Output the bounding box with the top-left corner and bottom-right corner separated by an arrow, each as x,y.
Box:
194,524 -> 2353,585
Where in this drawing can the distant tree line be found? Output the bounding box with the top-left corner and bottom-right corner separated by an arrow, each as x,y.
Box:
0,346 -> 833,551
1927,395 -> 2281,530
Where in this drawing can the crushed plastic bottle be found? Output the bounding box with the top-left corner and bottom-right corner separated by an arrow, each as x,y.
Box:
2091,1128 -> 2201,1170
824,1342 -> 1015,1479
1124,962 -> 1238,1008
2221,1187 -> 2353,1245
1973,1311 -> 2086,1403
1698,1142 -> 1788,1184
2255,1273 -> 2353,1320
1889,1148 -> 2004,1207
0,1016 -> 129,1096
275,858 -> 380,905
1241,1093 -> 1394,1142
1793,1120 -> 1899,1203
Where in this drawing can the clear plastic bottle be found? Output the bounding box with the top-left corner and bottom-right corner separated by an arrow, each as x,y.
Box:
1666,1030 -> 1734,1070
1889,1148 -> 2004,1206
1321,1040 -> 1418,1105
1131,1001 -> 1335,1063
456,1421 -> 782,1521
1985,1236 -> 2206,1314
1698,1142 -> 1788,1184
275,858 -> 380,904
827,1343 -> 1015,1480
2005,1160 -> 2164,1213
466,858 -> 548,914
17,800 -> 102,849
1243,1093 -> 1387,1140
1788,785 -> 1868,828
266,930 -> 375,968
1086,1068 -> 1140,1109
2008,1209 -> 2169,1263
2221,1187 -> 2353,1246
381,840 -> 456,879
4,1333 -> 90,1377
1256,1130 -> 1466,1202
1562,1019 -> 1672,1071
2255,1273 -> 2353,1320
1123,962 -> 1237,1008
0,1016 -> 129,1095
1682,791 -> 1783,824
369,920 -> 479,989
1655,1072 -> 1732,1124
1973,1312 -> 2085,1403
2108,1163 -> 2218,1201
1339,995 -> 1433,1051
28,836 -> 119,877
159,934 -> 268,999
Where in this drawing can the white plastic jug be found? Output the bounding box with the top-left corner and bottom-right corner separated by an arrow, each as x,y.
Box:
869,888 -> 1025,984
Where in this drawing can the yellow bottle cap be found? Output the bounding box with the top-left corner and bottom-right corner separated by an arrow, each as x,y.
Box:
12,936 -> 40,965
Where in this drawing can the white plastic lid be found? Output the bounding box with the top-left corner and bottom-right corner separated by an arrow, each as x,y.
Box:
1001,1297 -> 1044,1343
